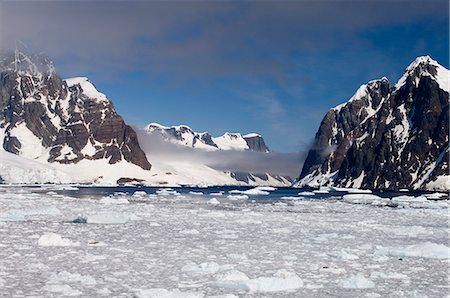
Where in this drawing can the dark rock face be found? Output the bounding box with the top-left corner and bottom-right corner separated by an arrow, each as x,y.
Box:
0,52 -> 151,170
243,135 -> 270,153
298,56 -> 449,190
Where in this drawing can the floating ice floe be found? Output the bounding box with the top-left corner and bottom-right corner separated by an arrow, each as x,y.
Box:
240,187 -> 271,195
189,191 -> 204,196
339,274 -> 375,289
38,233 -> 80,247
134,288 -> 204,298
370,271 -> 409,281
210,191 -> 225,196
99,197 -> 129,205
342,194 -> 386,205
313,188 -> 330,194
156,188 -> 181,196
212,269 -> 303,293
42,284 -> 82,296
279,196 -> 300,200
48,271 -> 97,285
181,262 -> 223,275
423,192 -> 448,200
133,191 -> 148,197
298,191 -> 315,196
207,198 -> 220,205
179,229 -> 200,235
375,242 -> 449,259
227,194 -> 249,201
85,212 -> 133,224
332,187 -> 372,193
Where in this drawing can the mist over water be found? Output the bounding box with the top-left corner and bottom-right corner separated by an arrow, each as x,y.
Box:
135,128 -> 305,178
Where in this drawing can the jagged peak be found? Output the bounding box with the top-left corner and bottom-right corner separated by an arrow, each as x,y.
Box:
0,50 -> 56,77
395,56 -> 449,92
145,123 -> 209,135
332,77 -> 390,112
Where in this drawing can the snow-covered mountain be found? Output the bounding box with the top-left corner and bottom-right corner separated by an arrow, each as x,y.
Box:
296,56 -> 449,191
0,51 -> 152,183
141,123 -> 292,186
145,123 -> 270,152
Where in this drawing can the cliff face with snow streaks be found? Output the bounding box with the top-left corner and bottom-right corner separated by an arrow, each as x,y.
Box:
297,56 -> 449,190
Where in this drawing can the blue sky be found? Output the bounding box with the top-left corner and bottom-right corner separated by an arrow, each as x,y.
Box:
1,0 -> 448,152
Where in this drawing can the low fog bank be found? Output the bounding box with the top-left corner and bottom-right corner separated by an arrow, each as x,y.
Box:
135,129 -> 305,178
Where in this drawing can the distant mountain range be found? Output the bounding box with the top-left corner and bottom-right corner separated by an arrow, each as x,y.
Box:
296,56 -> 449,191
0,51 -> 289,186
144,123 -> 270,152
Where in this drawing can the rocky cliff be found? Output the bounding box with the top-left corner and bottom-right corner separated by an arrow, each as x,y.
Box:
296,56 -> 449,190
0,51 -> 152,174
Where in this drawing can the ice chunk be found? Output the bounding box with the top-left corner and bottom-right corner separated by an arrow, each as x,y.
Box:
210,191 -> 224,196
135,288 -> 204,298
86,212 -> 131,224
179,229 -> 200,235
241,187 -> 270,195
212,269 -> 303,293
342,194 -> 386,205
298,191 -> 315,196
156,189 -> 181,196
339,274 -> 375,289
38,233 -> 80,247
181,262 -> 221,275
133,191 -> 148,197
99,197 -> 129,205
48,271 -> 96,285
189,191 -> 204,196
42,284 -> 82,296
376,242 -> 449,259
227,194 -> 249,200
207,198 -> 220,205
370,271 -> 409,280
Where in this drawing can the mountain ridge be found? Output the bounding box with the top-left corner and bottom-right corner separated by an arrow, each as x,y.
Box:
145,122 -> 270,153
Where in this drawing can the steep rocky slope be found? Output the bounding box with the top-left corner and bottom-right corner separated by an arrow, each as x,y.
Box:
0,51 -> 152,183
297,56 -> 449,190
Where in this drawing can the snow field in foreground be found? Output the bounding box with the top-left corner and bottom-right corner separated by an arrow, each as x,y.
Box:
0,186 -> 448,297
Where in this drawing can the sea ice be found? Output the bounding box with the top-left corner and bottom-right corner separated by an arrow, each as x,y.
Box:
227,194 -> 249,200
339,274 -> 375,289
207,198 -> 220,205
99,197 -> 129,205
213,269 -> 303,293
134,288 -> 204,298
38,233 -> 80,247
376,242 -> 449,259
86,212 -> 131,224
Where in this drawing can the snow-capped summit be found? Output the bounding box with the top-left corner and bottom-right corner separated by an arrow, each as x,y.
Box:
395,55 -> 449,92
297,56 -> 449,190
145,123 -> 270,152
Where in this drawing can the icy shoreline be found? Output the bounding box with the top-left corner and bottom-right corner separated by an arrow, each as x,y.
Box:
0,186 -> 448,297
